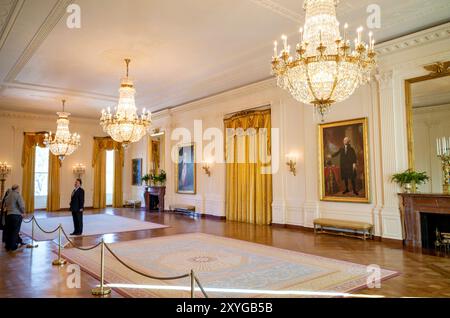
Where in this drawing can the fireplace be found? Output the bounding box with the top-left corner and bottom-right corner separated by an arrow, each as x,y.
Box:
420,212 -> 450,249
148,194 -> 160,211
144,186 -> 166,213
399,193 -> 450,251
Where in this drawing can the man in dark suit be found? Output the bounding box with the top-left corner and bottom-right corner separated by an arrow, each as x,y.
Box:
331,137 -> 359,195
70,178 -> 85,235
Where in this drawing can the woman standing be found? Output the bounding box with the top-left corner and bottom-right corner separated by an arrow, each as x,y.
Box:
4,184 -> 26,251
1,188 -> 11,243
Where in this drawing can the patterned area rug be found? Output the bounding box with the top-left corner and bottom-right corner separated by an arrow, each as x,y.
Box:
21,214 -> 167,241
61,233 -> 399,298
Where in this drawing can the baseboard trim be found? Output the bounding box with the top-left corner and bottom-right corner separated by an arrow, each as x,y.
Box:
57,206 -> 96,212
32,207 -> 96,213
165,208 -> 226,220
271,223 -> 314,232
200,214 -> 226,221
372,235 -> 403,246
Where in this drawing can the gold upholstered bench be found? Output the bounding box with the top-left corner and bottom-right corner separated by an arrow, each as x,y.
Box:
169,204 -> 196,214
313,218 -> 374,240
123,200 -> 142,208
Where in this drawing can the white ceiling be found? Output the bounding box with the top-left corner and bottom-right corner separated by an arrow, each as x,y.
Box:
0,0 -> 449,118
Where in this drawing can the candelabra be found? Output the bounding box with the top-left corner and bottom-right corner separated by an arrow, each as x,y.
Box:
437,137 -> 450,194
0,162 -> 12,200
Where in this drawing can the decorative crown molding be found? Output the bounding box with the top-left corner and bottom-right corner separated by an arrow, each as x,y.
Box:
248,0 -> 302,23
4,0 -> 73,82
0,0 -> 23,51
375,22 -> 450,57
154,78 -> 276,117
0,109 -> 101,124
0,0 -> 17,34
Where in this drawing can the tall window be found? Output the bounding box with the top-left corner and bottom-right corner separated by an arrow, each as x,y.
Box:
105,150 -> 115,206
34,146 -> 49,209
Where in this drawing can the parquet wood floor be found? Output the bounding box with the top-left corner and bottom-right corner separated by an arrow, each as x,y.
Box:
1,208 -> 449,298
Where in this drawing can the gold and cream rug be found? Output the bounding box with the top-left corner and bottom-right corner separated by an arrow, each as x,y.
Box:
61,233 -> 398,298
21,214 -> 167,241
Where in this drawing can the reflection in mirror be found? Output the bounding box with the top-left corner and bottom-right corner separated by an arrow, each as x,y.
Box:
409,74 -> 450,193
148,129 -> 165,174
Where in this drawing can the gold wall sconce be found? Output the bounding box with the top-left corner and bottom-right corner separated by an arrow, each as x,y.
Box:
0,161 -> 12,180
202,160 -> 212,177
0,161 -> 12,199
286,153 -> 298,176
73,163 -> 86,178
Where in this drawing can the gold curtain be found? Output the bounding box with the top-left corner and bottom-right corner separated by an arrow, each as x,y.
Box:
224,110 -> 272,225
21,132 -> 46,213
47,154 -> 61,211
92,137 -> 124,209
113,148 -> 123,208
93,149 -> 106,208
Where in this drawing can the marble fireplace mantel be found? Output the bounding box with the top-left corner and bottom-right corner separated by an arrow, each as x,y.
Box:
398,193 -> 450,249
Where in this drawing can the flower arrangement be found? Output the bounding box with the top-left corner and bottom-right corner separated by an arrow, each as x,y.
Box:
391,169 -> 429,193
141,174 -> 151,186
150,170 -> 167,186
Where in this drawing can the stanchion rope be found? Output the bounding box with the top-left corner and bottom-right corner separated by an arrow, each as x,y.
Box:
22,216 -> 34,224
60,227 -> 103,251
33,219 -> 61,234
194,275 -> 209,298
22,215 -> 209,297
103,243 -> 190,281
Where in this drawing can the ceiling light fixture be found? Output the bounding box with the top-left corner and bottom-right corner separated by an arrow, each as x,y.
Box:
271,0 -> 377,121
100,58 -> 152,148
44,99 -> 81,162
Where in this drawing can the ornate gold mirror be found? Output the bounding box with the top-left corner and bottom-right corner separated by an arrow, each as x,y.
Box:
148,129 -> 165,174
405,61 -> 450,193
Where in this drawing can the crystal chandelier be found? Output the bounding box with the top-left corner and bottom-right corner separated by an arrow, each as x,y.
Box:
44,100 -> 81,162
100,58 -> 152,148
271,0 -> 377,120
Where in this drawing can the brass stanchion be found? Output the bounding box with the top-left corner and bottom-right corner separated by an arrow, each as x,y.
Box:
92,239 -> 112,296
26,218 -> 38,248
190,269 -> 195,298
52,225 -> 66,266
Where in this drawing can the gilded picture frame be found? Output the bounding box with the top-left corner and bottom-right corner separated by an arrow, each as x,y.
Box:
318,118 -> 370,203
176,143 -> 196,194
132,158 -> 143,186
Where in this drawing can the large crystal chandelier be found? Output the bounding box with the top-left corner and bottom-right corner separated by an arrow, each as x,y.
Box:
100,58 -> 151,148
272,0 -> 377,120
44,100 -> 81,162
